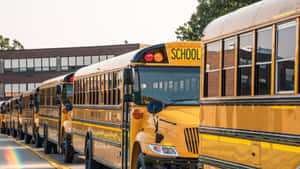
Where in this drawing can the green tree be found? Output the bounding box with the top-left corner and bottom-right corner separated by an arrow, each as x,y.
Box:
0,35 -> 24,50
176,0 -> 261,41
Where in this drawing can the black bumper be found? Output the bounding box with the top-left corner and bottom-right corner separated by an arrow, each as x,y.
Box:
143,154 -> 198,169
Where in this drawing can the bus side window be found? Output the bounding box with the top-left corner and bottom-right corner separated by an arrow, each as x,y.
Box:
205,41 -> 221,97
222,37 -> 235,96
238,32 -> 253,96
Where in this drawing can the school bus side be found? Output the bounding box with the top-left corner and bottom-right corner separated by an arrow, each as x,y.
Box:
199,0 -> 300,169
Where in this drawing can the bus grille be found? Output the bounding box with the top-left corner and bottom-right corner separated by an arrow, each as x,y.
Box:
184,128 -> 199,154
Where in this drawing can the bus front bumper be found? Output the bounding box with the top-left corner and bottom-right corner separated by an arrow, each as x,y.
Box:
143,154 -> 198,169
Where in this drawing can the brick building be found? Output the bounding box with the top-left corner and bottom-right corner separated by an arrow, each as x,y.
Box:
0,43 -> 148,100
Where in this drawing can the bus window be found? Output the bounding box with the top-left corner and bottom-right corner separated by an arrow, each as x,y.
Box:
133,66 -> 200,105
276,20 -> 296,93
238,32 -> 253,96
222,37 -> 235,96
205,41 -> 220,97
255,26 -> 272,95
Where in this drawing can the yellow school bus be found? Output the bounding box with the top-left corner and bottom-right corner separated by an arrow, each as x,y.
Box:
71,41 -> 201,169
0,101 -> 6,134
10,96 -> 22,138
5,99 -> 13,136
199,0 -> 300,169
21,88 -> 39,144
38,73 -> 74,162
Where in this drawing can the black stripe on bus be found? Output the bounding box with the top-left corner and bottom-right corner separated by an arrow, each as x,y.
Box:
40,105 -> 59,109
72,130 -> 121,148
199,126 -> 300,146
73,105 -> 121,110
22,115 -> 33,118
200,95 -> 300,105
72,117 -> 121,129
199,155 -> 260,169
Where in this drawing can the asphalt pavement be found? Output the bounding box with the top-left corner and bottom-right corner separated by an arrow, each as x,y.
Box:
0,134 -> 85,169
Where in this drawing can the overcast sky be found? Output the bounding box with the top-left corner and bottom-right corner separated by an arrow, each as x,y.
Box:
1,0 -> 198,49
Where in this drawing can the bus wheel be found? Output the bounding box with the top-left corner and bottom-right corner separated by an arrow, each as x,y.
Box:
63,138 -> 74,163
1,122 -> 5,134
18,125 -> 24,140
24,123 -> 31,144
43,124 -> 51,154
35,129 -> 42,148
136,153 -> 146,169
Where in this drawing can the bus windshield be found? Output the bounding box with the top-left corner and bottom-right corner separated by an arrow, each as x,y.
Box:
133,66 -> 200,105
62,84 -> 73,104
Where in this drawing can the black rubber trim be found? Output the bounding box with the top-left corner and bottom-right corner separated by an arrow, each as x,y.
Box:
199,126 -> 300,146
22,115 -> 33,118
72,117 -> 121,128
73,104 -> 121,110
143,154 -> 198,165
200,95 -> 300,105
199,155 -> 260,169
93,156 -> 120,169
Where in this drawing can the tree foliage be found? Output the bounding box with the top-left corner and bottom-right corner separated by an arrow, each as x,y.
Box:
176,0 -> 261,41
0,35 -> 24,50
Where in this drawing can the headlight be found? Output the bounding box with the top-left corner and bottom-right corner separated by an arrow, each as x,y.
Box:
148,144 -> 178,157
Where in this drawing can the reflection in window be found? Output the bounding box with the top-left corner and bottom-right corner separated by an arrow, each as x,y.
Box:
205,41 -> 220,97
223,37 -> 235,96
238,32 -> 253,96
276,20 -> 296,93
255,26 -> 272,95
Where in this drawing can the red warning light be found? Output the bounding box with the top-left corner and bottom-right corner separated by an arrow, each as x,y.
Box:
144,53 -> 153,62
69,76 -> 74,82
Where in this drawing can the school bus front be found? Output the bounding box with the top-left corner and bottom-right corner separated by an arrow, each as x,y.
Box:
128,42 -> 201,169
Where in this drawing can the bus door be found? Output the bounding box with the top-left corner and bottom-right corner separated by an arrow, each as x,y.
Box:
122,68 -> 133,169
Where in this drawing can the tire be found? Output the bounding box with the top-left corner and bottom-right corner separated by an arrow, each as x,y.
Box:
85,136 -> 96,169
24,122 -> 31,144
35,129 -> 42,148
63,142 -> 74,163
136,153 -> 147,169
43,125 -> 51,154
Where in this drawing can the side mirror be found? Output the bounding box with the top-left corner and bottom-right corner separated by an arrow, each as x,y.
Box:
30,104 -> 34,109
124,68 -> 133,85
15,100 -> 19,104
147,101 -> 163,115
65,103 -> 73,111
56,99 -> 61,105
56,85 -> 62,95
124,94 -> 134,102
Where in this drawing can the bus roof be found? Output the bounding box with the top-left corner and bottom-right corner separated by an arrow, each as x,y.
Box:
74,42 -> 201,78
40,73 -> 74,88
202,0 -> 300,42
74,49 -> 142,78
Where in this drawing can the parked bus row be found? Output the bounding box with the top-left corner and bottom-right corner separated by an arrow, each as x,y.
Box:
1,0 -> 300,168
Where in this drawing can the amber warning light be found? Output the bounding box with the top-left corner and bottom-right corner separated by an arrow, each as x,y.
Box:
144,52 -> 165,63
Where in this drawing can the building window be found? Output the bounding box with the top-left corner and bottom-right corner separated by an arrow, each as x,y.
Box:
222,37 -> 235,96
107,55 -> 114,59
61,57 -> 68,71
12,59 -> 19,72
238,32 -> 253,96
100,55 -> 107,62
76,56 -> 84,66
205,41 -> 220,97
276,20 -> 296,93
28,83 -> 35,90
84,56 -> 91,65
5,84 -> 12,97
4,59 -> 11,72
19,59 -> 27,72
50,57 -> 56,71
92,56 -> 99,63
42,58 -> 49,71
27,58 -> 34,72
20,83 -> 26,93
255,26 -> 272,95
69,56 -> 76,70
34,58 -> 42,72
